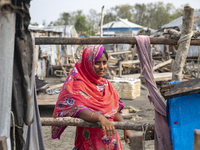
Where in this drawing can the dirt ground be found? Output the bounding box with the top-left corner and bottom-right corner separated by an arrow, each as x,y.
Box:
38,77 -> 156,150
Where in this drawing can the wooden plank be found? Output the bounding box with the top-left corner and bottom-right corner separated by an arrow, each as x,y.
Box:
37,94 -> 59,105
108,51 -> 132,56
160,78 -> 200,99
194,129 -> 200,150
35,37 -> 200,45
153,59 -> 172,71
121,72 -> 172,82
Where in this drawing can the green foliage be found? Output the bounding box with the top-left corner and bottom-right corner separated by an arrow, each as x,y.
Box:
48,2 -> 195,34
111,4 -> 135,22
75,16 -> 88,34
133,2 -> 183,29
104,11 -> 116,24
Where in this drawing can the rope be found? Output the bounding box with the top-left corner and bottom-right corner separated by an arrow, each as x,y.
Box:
142,122 -> 150,149
10,111 -> 16,150
177,31 -> 193,45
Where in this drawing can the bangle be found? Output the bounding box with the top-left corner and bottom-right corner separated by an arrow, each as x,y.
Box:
90,113 -> 95,119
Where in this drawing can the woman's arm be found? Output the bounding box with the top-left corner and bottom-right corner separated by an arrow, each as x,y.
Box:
114,112 -> 131,145
78,109 -> 115,136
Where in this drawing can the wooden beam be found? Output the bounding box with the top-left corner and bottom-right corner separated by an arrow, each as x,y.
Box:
153,59 -> 172,71
41,117 -> 154,140
160,78 -> 200,99
35,37 -> 200,45
108,50 -> 132,55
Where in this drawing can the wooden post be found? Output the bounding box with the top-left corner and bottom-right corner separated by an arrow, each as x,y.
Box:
100,6 -> 104,38
0,137 -> 7,150
113,44 -> 116,52
130,131 -> 144,150
35,37 -> 200,45
172,6 -> 194,80
193,129 -> 200,150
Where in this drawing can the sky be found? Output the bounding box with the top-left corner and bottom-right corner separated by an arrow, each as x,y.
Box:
29,0 -> 200,25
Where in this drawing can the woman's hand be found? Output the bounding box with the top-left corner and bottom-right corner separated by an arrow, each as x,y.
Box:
78,110 -> 115,136
124,130 -> 131,145
98,115 -> 115,136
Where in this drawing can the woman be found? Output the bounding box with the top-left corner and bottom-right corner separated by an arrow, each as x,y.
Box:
52,45 -> 130,150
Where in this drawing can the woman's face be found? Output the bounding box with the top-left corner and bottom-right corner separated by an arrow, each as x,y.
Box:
94,53 -> 108,77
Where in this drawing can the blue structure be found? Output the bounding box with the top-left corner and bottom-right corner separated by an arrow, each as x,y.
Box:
167,81 -> 200,150
102,17 -> 144,36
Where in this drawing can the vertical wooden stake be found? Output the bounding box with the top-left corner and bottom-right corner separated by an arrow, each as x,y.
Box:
172,6 -> 194,80
100,6 -> 105,38
130,131 -> 144,150
193,129 -> 200,150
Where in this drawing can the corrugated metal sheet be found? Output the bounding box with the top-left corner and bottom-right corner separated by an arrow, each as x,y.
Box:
103,18 -> 144,29
162,11 -> 200,31
0,12 -> 16,150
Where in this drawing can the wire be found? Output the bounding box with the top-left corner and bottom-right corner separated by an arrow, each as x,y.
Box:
142,122 -> 150,150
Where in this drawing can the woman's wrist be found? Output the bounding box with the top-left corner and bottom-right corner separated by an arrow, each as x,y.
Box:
97,114 -> 105,122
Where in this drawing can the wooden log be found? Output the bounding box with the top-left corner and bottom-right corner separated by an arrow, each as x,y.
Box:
130,131 -> 144,150
193,129 -> 200,150
153,59 -> 172,71
41,117 -> 154,140
0,137 -> 7,150
35,37 -> 200,45
172,6 -> 194,80
160,78 -> 200,99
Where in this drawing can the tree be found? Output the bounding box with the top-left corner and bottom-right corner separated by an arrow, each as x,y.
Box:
133,2 -> 184,29
112,4 -> 135,22
86,9 -> 101,36
62,12 -> 71,25
75,16 -> 88,35
104,10 -> 116,24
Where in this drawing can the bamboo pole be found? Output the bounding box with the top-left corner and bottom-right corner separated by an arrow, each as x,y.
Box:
41,117 -> 154,140
35,37 -> 200,45
100,6 -> 104,38
172,6 -> 194,80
